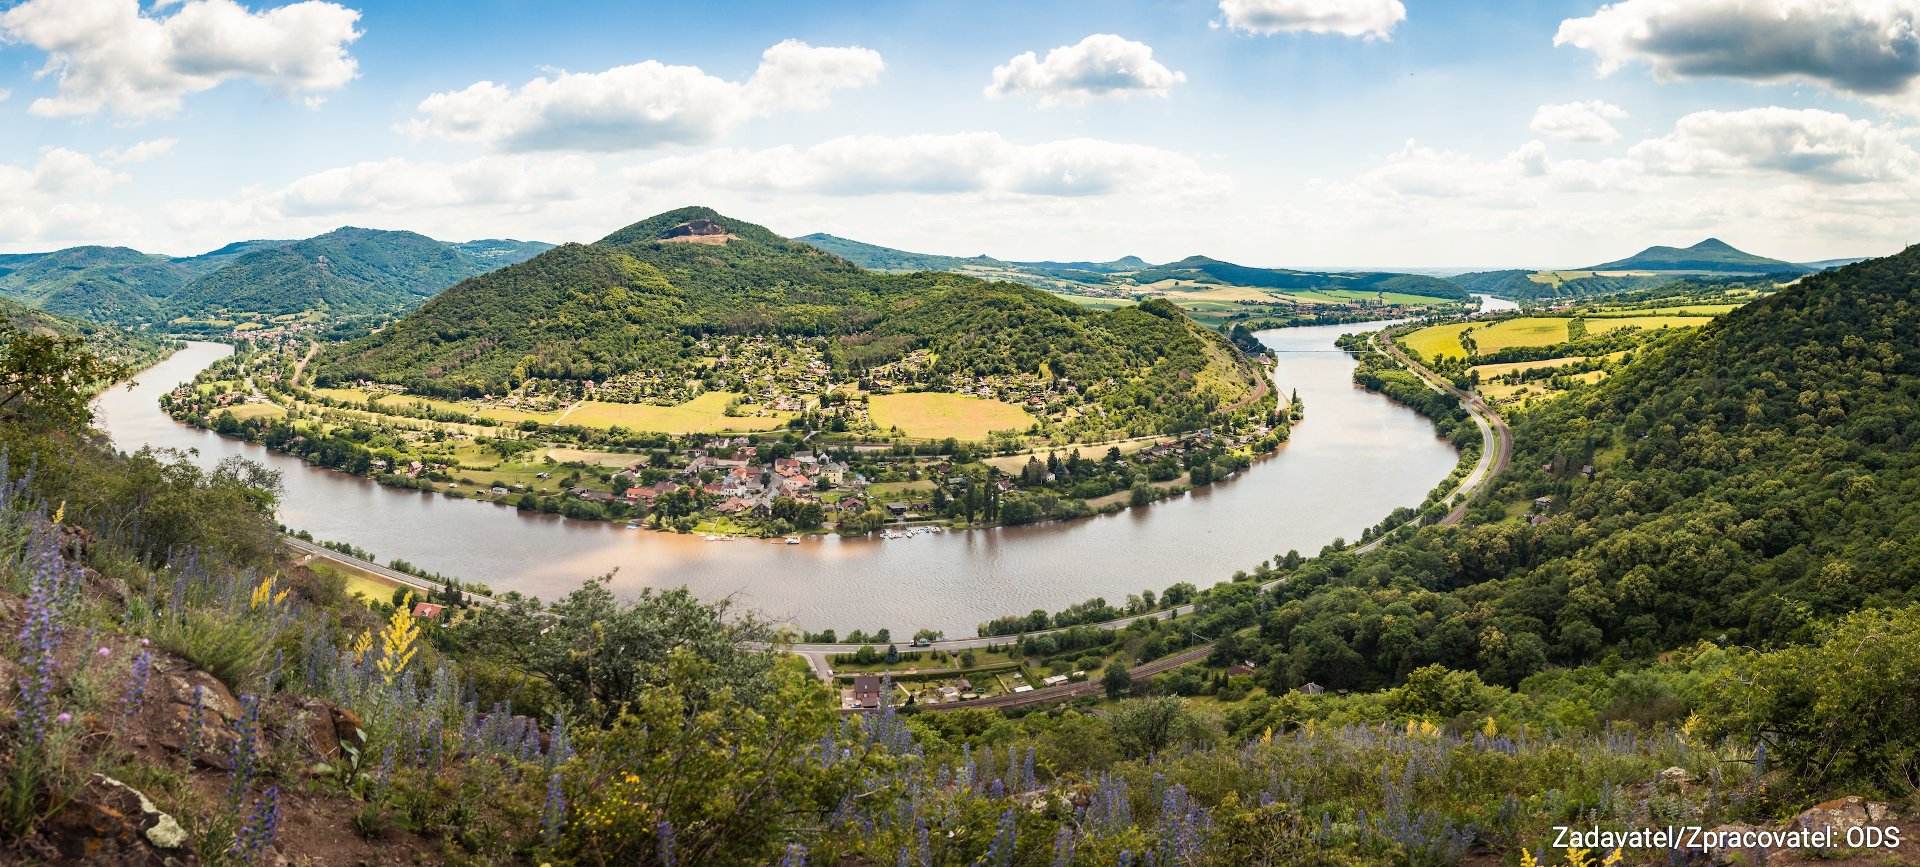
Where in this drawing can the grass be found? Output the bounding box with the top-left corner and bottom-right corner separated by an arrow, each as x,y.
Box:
306,559 -> 402,606
1471,318 -> 1571,352
1399,322 -> 1474,360
1588,315 -> 1707,335
1587,303 -> 1741,316
557,392 -> 789,433
867,392 -> 1033,440
220,403 -> 285,421
1470,350 -> 1631,380
541,447 -> 643,467
867,480 -> 935,499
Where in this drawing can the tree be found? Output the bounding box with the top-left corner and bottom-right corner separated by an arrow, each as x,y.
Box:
1699,605 -> 1920,798
462,577 -> 772,724
0,326 -> 130,430
1110,696 -> 1205,759
1102,659 -> 1133,698
563,652 -> 855,866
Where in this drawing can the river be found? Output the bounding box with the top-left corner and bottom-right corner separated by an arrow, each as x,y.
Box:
92,320 -> 1458,635
1475,293 -> 1520,313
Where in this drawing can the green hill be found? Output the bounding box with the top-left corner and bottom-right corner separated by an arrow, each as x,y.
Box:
1282,244 -> 1920,694
451,238 -> 555,265
791,233 -> 1000,273
163,227 -> 528,321
1132,254 -> 1470,299
0,246 -> 189,327
314,207 -> 1266,433
1588,237 -> 1810,273
0,294 -> 167,368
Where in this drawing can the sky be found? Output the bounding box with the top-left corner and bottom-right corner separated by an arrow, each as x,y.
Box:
2,0 -> 1918,268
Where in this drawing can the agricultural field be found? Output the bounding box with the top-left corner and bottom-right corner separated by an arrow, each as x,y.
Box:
1470,350 -> 1630,379
1588,315 -> 1705,335
1471,317 -> 1570,351
867,392 -> 1033,440
561,392 -> 790,433
220,403 -> 286,421
1587,303 -> 1740,316
540,447 -> 644,467
1398,322 -> 1474,360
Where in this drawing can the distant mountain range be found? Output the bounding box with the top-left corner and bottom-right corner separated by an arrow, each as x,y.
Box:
0,230 -> 554,330
1586,238 -> 1811,274
793,234 -> 1468,300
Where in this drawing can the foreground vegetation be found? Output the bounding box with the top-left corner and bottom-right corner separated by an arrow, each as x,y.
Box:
1,245 -> 1916,865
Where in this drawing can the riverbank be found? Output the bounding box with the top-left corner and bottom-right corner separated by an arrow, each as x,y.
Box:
166,335 -> 1294,540
93,320 -> 1458,634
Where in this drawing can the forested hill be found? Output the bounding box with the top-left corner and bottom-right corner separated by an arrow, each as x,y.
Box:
312,207 -> 1267,429
0,246 -> 188,327
1270,245 -> 1920,689
1588,237 -> 1809,273
162,227 -> 550,320
1130,255 -> 1470,300
0,295 -> 166,368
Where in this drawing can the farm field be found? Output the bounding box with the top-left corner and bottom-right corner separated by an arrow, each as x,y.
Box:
1399,322 -> 1474,360
1588,316 -> 1705,335
221,403 -> 286,421
562,392 -> 790,433
1587,303 -> 1740,316
540,447 -> 643,467
1470,350 -> 1630,379
868,392 -> 1033,440
1471,317 -> 1570,351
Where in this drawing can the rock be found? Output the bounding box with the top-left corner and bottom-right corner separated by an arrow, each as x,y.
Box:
1701,822 -> 1761,867
94,776 -> 190,850
1789,795 -> 1903,841
43,775 -> 188,865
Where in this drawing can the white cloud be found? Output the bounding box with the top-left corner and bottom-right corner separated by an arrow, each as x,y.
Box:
0,150 -> 135,245
406,40 -> 883,152
104,138 -> 178,164
1555,0 -> 1920,111
1217,0 -> 1406,39
1627,106 -> 1920,183
0,88 -> 10,102
169,154 -> 600,231
1530,100 -> 1629,143
621,133 -> 1225,198
0,0 -> 362,119
0,148 -> 128,198
986,34 -> 1185,105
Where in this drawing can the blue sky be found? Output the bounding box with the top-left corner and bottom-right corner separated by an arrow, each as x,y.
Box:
2,0 -> 1917,267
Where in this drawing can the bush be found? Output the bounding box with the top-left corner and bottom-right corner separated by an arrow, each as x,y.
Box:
1699,605 -> 1920,798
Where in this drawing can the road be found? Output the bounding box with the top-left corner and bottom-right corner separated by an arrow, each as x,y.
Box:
804,327 -> 1513,697
879,645 -> 1216,714
282,535 -> 501,609
1370,331 -> 1511,525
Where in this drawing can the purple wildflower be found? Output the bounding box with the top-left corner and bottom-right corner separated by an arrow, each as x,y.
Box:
657,819 -> 679,867
541,772 -> 566,848
228,786 -> 281,864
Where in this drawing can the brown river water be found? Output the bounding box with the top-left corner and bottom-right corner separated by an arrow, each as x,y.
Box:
93,319 -> 1458,635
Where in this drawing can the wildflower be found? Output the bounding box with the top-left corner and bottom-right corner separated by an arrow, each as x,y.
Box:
228,786 -> 281,864
97,646 -> 111,658
375,603 -> 420,685
123,649 -> 153,718
541,772 -> 566,849
55,712 -> 71,724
